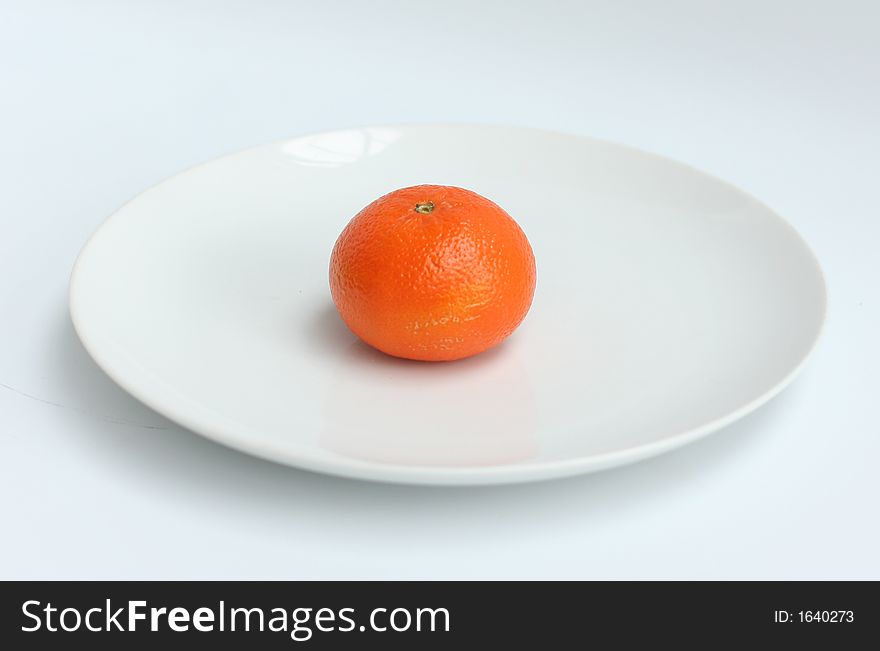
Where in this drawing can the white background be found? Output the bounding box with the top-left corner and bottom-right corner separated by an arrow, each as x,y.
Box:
1,0 -> 877,579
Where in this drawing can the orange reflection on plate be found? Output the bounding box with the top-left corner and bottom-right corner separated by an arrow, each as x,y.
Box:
320,336 -> 537,467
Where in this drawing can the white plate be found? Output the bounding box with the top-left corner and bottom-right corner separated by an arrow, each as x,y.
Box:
70,125 -> 826,485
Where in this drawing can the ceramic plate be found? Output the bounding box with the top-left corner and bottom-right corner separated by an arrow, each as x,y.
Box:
70,125 -> 826,485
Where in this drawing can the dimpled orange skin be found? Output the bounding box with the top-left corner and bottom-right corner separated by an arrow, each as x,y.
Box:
329,185 -> 536,361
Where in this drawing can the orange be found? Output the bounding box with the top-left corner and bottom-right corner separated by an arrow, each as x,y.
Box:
329,185 -> 536,361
